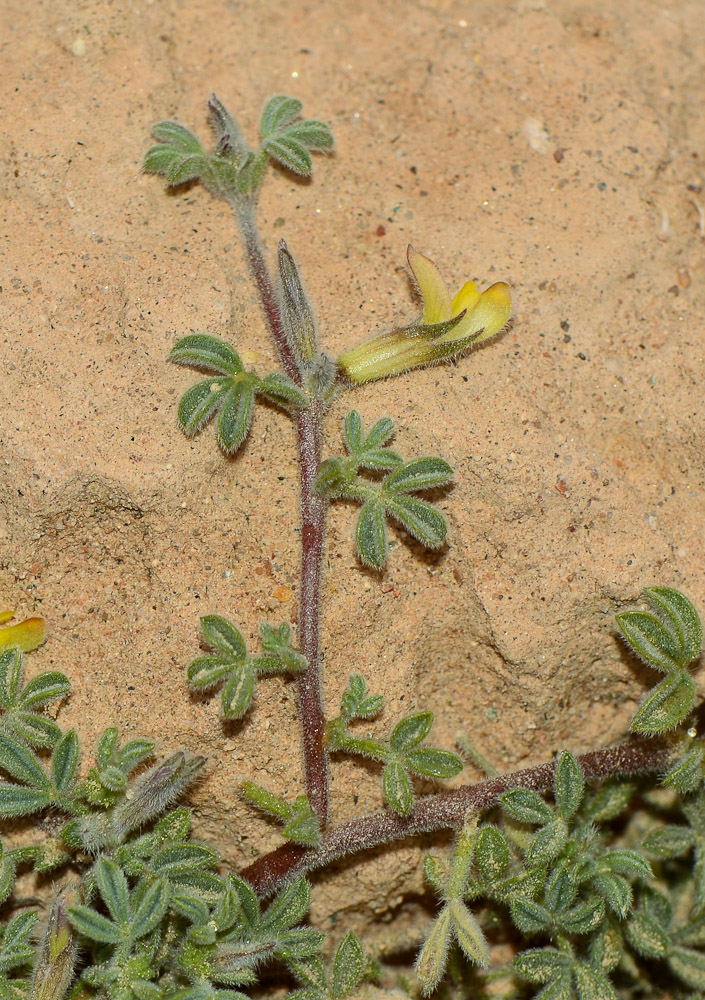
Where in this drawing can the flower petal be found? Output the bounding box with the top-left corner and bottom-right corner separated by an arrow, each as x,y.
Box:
466,282 -> 512,344
451,280 -> 480,317
0,615 -> 47,653
441,282 -> 512,346
407,246 -> 452,323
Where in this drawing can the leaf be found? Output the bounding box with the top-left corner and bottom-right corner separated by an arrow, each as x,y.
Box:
643,824 -> 693,857
355,500 -> 387,569
525,819 -> 568,867
152,844 -> 219,874
449,900 -> 489,966
343,411 -> 364,454
187,656 -> 232,691
0,649 -> 23,708
51,730 -> 79,793
132,879 -> 170,938
220,666 -> 255,719
363,416 -> 396,450
7,713 -> 62,749
68,905 -> 123,944
591,873 -> 632,917
501,787 -> 553,826
258,372 -> 308,410
283,809 -> 321,847
217,380 -> 255,454
663,744 -> 705,792
166,155 -> 209,186
18,671 -> 71,710
382,761 -> 413,816
510,898 -> 553,934
263,136 -> 313,176
572,962 -> 619,1000
331,931 -> 365,1000
0,783 -> 51,816
554,751 -> 584,820
475,826 -> 509,883
178,378 -> 230,436
560,898 -> 605,935
281,120 -> 334,151
383,457 -> 454,494
151,121 -> 205,154
170,335 -> 244,377
513,948 -> 570,984
260,96 -> 303,138
390,712 -> 434,752
625,910 -> 669,958
97,857 -> 130,927
260,878 -> 310,933
200,616 -> 248,661
0,734 -> 50,789
405,747 -> 464,780
415,905 -> 452,996
630,671 -> 696,734
383,495 -> 447,549
229,875 -> 260,930
616,610 -> 682,673
645,586 -> 703,664
670,947 -> 705,990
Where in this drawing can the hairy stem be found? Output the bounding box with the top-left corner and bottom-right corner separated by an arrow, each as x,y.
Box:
233,198 -> 329,826
241,738 -> 670,897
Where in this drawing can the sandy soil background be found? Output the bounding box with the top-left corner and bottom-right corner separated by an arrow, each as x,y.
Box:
2,0 -> 705,940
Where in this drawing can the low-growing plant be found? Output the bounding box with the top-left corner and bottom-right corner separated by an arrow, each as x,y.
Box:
2,94 -> 704,1000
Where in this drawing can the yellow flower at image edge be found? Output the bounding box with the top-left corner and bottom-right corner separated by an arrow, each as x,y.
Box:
0,609 -> 46,653
338,245 -> 512,383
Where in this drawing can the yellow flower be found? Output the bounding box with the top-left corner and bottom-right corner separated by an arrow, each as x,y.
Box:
0,609 -> 46,653
338,246 -> 512,383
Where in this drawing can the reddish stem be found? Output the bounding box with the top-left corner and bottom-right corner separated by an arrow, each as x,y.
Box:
234,201 -> 329,826
241,738 -> 670,898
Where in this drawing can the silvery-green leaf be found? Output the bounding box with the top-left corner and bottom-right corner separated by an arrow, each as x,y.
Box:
355,500 -> 387,569
151,121 -> 205,154
51,730 -> 79,793
449,900 -> 489,966
177,378 -> 229,436
217,380 -> 255,453
383,495 -> 447,548
0,734 -> 50,789
415,905 -> 452,997
97,858 -> 130,927
200,615 -> 248,661
630,671 -> 696,734
18,671 -> 71,710
263,137 -> 312,176
382,761 -> 413,816
405,747 -> 463,780
383,457 -> 453,494
645,586 -> 703,664
331,930 -> 365,1000
616,610 -> 682,673
170,335 -> 244,377
220,666 -> 255,720
554,750 -> 584,820
390,712 -> 433,752
260,96 -> 303,138
280,120 -> 334,151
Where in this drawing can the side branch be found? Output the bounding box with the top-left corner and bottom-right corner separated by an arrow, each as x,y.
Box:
241,738 -> 670,897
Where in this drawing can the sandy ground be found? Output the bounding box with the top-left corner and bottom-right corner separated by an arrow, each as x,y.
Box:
2,0 -> 705,935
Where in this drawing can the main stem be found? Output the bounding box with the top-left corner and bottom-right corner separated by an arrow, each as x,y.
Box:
234,199 -> 329,826
241,738 -> 670,897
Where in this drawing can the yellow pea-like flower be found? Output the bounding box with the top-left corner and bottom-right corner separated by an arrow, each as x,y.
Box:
338,246 -> 512,384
